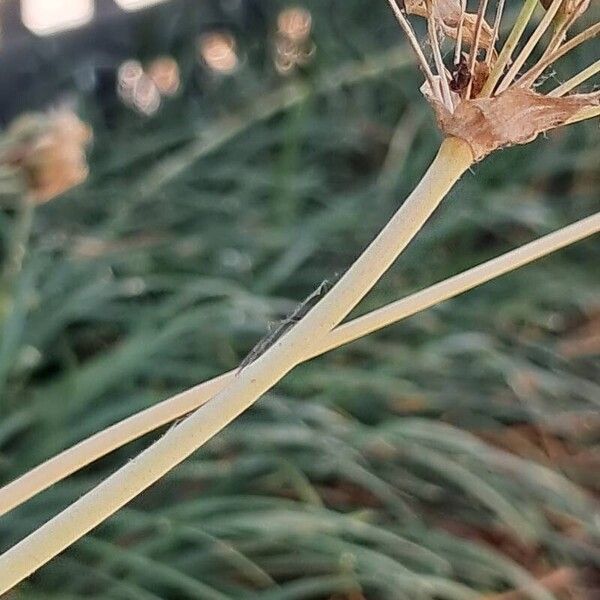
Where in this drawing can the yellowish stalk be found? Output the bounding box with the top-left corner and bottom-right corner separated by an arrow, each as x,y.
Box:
548,58 -> 600,96
3,205 -> 598,518
495,0 -> 564,94
0,138 -> 473,592
486,0 -> 506,66
480,0 -> 538,96
386,0 -> 439,98
517,22 -> 600,89
2,209 -> 599,519
466,0 -> 490,98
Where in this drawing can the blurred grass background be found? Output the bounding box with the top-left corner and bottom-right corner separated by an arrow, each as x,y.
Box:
0,0 -> 599,598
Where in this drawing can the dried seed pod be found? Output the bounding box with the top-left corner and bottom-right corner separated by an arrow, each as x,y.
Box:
3,110 -> 92,203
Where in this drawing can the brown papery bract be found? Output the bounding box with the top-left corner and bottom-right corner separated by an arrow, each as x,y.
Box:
426,87 -> 599,161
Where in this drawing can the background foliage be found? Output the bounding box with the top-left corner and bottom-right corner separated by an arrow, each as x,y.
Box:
1,0 -> 599,598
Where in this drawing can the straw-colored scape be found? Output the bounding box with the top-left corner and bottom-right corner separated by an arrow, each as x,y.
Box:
0,138 -> 473,592
1,210 -> 599,519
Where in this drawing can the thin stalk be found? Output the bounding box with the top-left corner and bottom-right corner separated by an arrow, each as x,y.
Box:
539,0 -> 588,60
386,0 -> 440,99
426,0 -> 453,108
486,0 -> 506,66
495,0 -> 564,94
548,58 -> 600,96
454,0 -> 467,65
517,22 -> 600,88
0,138 -> 474,591
565,104 -> 600,124
480,0 -> 539,96
466,0 -> 490,98
1,209 -> 598,520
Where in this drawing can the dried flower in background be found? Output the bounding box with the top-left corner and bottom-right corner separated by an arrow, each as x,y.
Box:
197,32 -> 238,74
117,59 -> 162,115
147,56 -> 181,97
2,110 -> 92,203
386,0 -> 600,161
273,6 -> 315,75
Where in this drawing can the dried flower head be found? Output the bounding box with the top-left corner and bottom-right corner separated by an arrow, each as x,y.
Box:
273,6 -> 316,74
147,56 -> 180,97
197,32 -> 239,74
2,110 -> 92,203
387,0 -> 599,161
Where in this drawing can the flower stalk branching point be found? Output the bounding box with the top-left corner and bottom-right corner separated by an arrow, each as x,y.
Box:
392,0 -> 599,160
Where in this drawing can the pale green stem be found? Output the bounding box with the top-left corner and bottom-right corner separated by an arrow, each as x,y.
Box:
1,208 -> 598,521
517,22 -> 600,88
480,0 -> 539,97
0,138 -> 473,592
548,58 -> 600,96
495,0 -> 564,94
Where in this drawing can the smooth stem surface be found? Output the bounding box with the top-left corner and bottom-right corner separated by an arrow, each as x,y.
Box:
480,0 -> 538,96
495,0 -> 563,94
517,22 -> 600,88
2,210 -> 600,518
549,58 -> 600,96
0,138 -> 473,592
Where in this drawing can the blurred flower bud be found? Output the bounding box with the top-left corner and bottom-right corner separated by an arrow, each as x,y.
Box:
277,6 -> 312,42
197,32 -> 238,74
273,6 -> 315,75
3,110 -> 92,203
147,56 -> 180,96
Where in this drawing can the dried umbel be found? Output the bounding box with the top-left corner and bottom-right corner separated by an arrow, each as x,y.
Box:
273,6 -> 316,74
387,0 -> 599,161
2,110 -> 92,203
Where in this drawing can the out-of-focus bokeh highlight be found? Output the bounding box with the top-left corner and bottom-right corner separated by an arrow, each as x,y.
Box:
197,31 -> 239,74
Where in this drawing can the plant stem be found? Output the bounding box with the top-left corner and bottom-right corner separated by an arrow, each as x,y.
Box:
1,209 -> 598,519
517,22 -> 600,88
495,0 -> 564,94
466,0 -> 490,98
0,137 -> 473,592
386,0 -> 439,98
548,58 -> 600,96
480,0 -> 538,97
